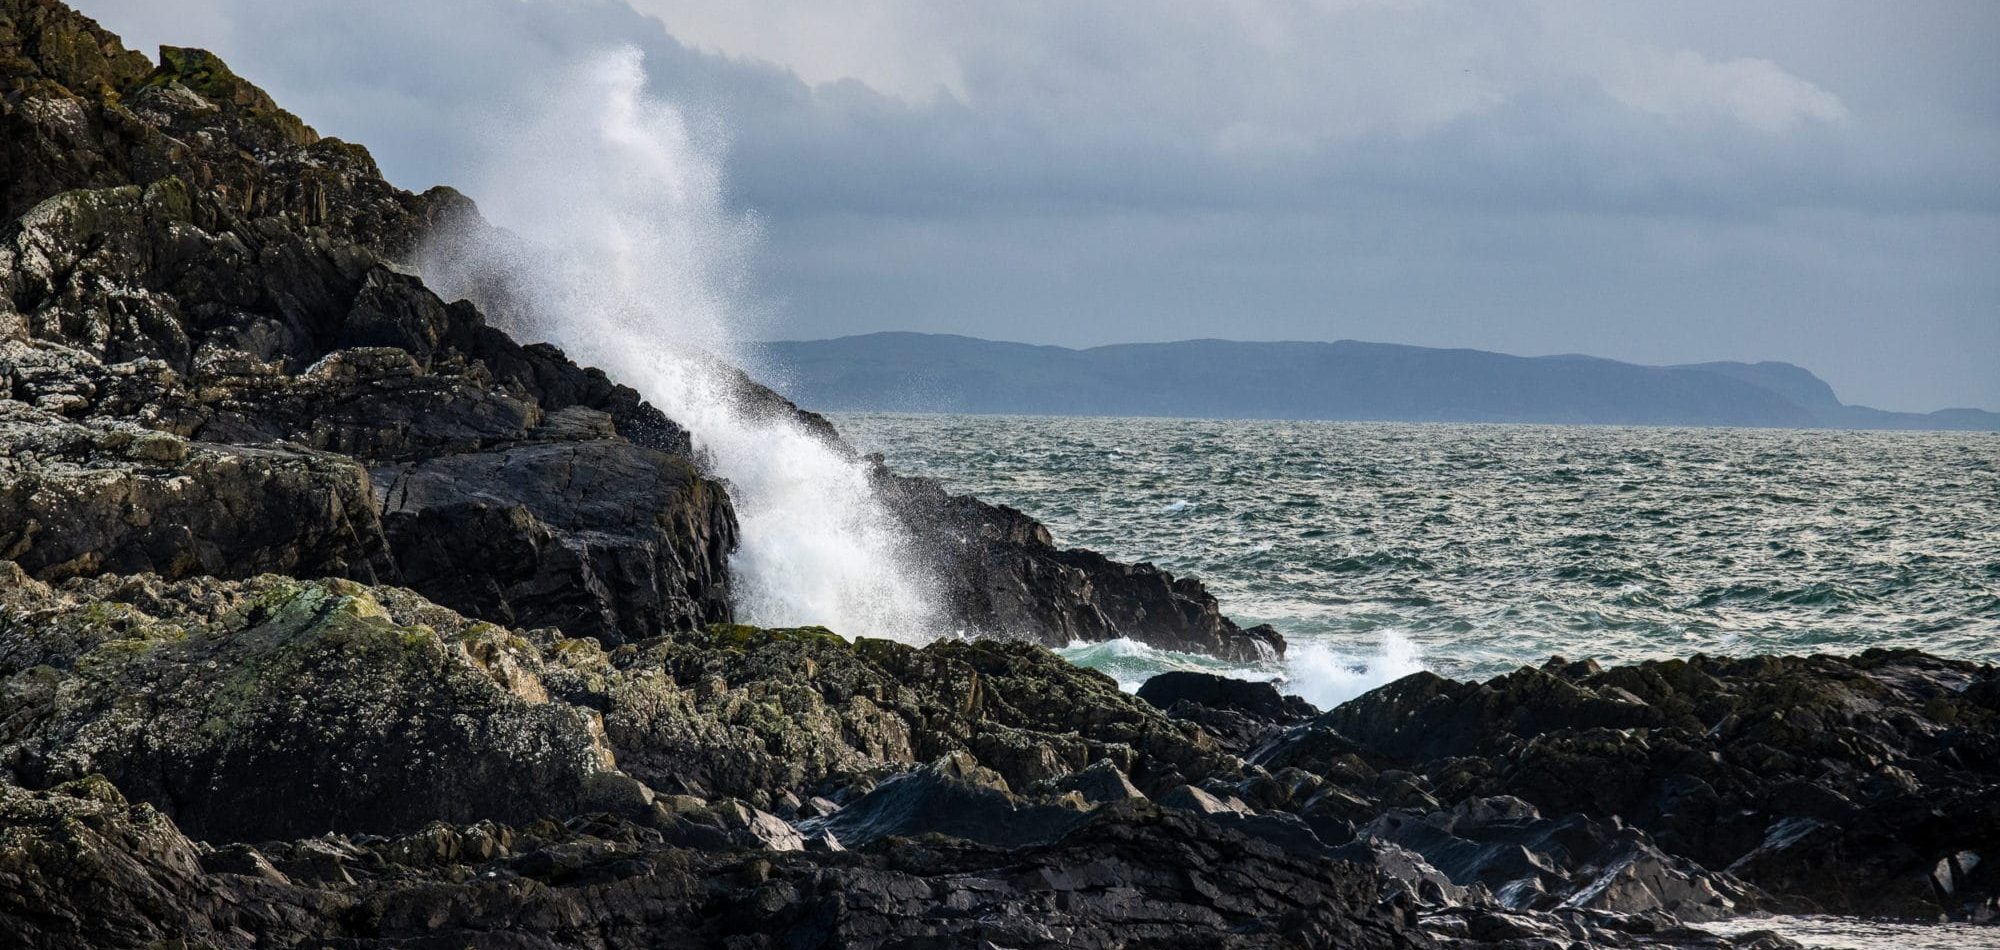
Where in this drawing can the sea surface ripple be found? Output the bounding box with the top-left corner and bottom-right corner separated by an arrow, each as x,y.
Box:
838,414 -> 2000,703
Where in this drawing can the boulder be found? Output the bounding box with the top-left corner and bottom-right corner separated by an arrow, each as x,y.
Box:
0,403 -> 392,583
1139,670 -> 1318,754
376,437 -> 736,645
0,572 -> 643,841
808,753 -> 1090,849
1045,759 -> 1147,805
877,467 -> 1289,661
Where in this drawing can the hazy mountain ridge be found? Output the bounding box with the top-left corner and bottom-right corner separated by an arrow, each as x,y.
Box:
760,332 -> 2000,431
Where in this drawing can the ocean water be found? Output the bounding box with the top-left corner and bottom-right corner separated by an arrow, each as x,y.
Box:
836,414 -> 2000,708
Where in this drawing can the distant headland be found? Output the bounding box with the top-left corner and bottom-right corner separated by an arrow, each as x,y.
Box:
758,332 -> 2000,431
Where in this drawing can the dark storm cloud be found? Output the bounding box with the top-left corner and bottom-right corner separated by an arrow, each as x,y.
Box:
77,0 -> 2000,410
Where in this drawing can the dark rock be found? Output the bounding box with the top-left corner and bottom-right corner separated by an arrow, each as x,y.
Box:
376,437 -> 736,645
1161,783 -> 1253,817
1139,670 -> 1319,755
0,780 -> 1438,950
0,403 -> 393,583
704,800 -> 807,852
1140,670 -> 1301,719
0,572 -> 1246,856
808,752 -> 1092,849
1563,838 -> 1759,923
877,466 -> 1289,661
1294,649 -> 2000,920
592,627 -> 1238,804
1334,838 -> 1478,908
198,844 -> 290,884
0,571 -> 644,841
1044,758 -> 1147,805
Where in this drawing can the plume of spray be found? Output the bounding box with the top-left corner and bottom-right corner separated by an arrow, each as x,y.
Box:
419,47 -> 942,642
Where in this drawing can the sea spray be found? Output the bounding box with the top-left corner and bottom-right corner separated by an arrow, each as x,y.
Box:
1057,631 -> 1425,709
419,47 -> 942,641
1278,634 -> 1425,710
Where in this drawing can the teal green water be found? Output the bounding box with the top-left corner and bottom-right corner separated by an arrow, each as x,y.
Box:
840,414 -> 2000,707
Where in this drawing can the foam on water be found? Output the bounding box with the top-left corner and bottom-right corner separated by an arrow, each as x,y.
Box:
1060,631 -> 1426,710
1282,635 -> 1426,709
421,49 -> 941,641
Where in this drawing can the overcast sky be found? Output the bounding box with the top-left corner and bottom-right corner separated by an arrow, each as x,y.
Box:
79,0 -> 1999,411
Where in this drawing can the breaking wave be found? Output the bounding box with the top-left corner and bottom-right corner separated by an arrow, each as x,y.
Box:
1059,631 -> 1426,710
420,47 -> 941,641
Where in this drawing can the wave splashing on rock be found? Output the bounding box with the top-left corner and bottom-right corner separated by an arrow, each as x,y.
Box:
1060,630 -> 1426,709
419,47 -> 942,641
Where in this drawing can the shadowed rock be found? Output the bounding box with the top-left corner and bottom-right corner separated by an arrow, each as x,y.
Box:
0,779 -> 1447,950
1139,669 -> 1318,753
1274,650 -> 2000,920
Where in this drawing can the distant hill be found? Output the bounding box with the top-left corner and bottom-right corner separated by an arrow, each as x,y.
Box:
755,333 -> 2000,431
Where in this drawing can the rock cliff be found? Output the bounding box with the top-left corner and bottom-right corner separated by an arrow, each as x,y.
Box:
0,0 -> 1273,660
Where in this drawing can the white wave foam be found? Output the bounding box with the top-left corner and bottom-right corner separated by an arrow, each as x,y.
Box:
1279,632 -> 1426,710
1058,630 -> 1426,710
420,47 -> 941,641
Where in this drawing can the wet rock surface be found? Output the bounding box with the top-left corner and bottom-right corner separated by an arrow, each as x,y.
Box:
0,777 -> 1446,950
876,464 -> 1290,660
1222,650 -> 2000,924
1139,669 -> 1318,754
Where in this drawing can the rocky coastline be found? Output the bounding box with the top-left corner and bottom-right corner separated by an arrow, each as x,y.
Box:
0,3 -> 1993,947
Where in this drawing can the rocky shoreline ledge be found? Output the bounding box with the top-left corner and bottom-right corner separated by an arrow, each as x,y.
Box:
0,3 -> 1994,947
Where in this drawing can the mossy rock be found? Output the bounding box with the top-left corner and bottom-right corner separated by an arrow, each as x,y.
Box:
2,577 -> 631,841
142,46 -> 315,146
705,623 -> 847,651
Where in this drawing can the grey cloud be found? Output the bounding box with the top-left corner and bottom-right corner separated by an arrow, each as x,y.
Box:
73,0 -> 2000,410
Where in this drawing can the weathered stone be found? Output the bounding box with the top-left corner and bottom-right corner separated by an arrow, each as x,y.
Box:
0,780 -> 1440,950
1282,649 -> 2000,920
0,572 -> 638,841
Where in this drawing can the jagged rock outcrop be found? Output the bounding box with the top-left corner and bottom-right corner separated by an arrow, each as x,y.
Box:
0,777 -> 1446,950
1138,668 -> 1318,753
0,0 -> 1280,662
0,5 -> 742,645
877,465 -> 1289,660
1225,650 -> 2000,922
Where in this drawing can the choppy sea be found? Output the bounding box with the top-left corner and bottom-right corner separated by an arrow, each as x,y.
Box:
837,414 -> 2000,709
838,413 -> 2000,948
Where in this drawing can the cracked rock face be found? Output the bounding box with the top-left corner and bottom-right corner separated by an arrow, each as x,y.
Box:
0,403 -> 393,583
0,569 -> 642,842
